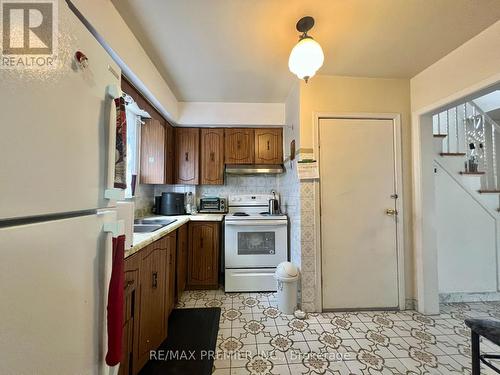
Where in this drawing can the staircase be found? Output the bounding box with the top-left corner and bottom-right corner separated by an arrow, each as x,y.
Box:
433,101 -> 500,214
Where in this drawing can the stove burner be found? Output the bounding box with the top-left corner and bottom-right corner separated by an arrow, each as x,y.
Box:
233,212 -> 250,216
260,211 -> 270,216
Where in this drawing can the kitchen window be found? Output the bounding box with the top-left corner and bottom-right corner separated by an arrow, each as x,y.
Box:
123,94 -> 150,198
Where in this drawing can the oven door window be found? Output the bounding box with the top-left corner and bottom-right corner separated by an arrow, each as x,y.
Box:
237,232 -> 275,255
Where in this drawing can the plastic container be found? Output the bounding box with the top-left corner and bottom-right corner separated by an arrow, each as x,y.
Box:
275,262 -> 299,314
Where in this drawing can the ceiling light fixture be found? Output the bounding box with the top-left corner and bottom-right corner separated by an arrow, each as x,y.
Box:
288,16 -> 324,83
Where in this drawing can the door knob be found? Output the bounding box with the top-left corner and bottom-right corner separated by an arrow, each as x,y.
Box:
385,208 -> 397,216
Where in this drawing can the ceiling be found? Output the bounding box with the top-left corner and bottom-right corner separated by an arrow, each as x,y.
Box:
112,0 -> 500,103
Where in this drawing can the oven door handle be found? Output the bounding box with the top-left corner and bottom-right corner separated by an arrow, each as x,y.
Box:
225,220 -> 287,226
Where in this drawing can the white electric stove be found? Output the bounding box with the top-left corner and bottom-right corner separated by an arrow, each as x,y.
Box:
224,194 -> 288,292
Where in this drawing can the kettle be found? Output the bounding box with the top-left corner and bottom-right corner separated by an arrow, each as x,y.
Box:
268,192 -> 280,215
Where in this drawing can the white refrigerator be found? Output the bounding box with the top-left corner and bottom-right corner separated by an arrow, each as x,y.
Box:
0,1 -> 124,374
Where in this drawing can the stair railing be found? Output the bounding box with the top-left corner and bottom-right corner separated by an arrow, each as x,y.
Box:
433,101 -> 500,191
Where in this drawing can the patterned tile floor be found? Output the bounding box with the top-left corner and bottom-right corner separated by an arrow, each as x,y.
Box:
176,290 -> 500,374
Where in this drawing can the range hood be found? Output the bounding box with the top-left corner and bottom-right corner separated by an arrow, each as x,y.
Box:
225,164 -> 285,175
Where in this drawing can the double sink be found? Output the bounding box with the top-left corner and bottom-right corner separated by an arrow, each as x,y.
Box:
133,218 -> 177,233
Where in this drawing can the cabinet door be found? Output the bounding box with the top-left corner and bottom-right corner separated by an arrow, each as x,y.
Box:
176,224 -> 188,297
121,255 -> 140,375
224,129 -> 254,164
164,123 -> 175,184
187,222 -> 219,289
140,119 -> 165,184
167,233 -> 177,314
255,128 -> 283,164
174,127 -> 200,184
137,244 -> 167,367
200,128 -> 224,185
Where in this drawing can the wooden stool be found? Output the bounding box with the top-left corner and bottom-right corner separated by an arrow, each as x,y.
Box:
465,319 -> 500,374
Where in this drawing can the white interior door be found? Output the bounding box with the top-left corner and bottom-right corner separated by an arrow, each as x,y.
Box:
320,118 -> 399,310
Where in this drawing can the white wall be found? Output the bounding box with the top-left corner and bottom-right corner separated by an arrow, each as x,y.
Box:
177,102 -> 285,126
70,0 -> 178,121
411,20 -> 500,112
279,83 -> 301,268
70,0 -> 286,128
435,164 -> 497,293
410,20 -> 500,313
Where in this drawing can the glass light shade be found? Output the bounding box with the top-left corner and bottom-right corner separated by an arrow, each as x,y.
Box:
288,37 -> 324,81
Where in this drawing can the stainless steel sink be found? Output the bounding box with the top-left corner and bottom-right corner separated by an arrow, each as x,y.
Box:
135,218 -> 177,226
133,218 -> 177,233
133,224 -> 164,233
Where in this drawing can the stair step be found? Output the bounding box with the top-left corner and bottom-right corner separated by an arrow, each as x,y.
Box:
433,134 -> 448,138
478,190 -> 500,194
440,152 -> 466,156
459,171 -> 485,175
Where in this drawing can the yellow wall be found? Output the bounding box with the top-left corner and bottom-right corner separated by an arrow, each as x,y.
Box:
298,75 -> 414,298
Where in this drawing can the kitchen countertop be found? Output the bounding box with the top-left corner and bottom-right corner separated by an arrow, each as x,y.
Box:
125,214 -> 225,259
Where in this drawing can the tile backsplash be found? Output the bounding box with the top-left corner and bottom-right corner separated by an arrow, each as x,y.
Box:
153,175 -> 280,203
197,175 -> 279,198
129,183 -> 155,218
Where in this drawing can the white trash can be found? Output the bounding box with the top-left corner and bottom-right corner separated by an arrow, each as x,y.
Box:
275,262 -> 299,314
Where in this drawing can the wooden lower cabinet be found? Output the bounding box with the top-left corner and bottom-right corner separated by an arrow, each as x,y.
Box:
121,232 -> 177,375
187,221 -> 220,290
176,223 -> 188,297
119,258 -> 140,375
166,233 -> 177,314
137,240 -> 167,369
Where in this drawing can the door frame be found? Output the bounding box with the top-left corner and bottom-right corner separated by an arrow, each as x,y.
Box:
313,112 -> 405,311
411,74 -> 500,314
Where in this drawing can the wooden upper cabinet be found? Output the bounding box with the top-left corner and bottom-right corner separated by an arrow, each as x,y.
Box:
255,128 -> 283,164
187,222 -> 219,289
174,127 -> 200,185
140,119 -> 165,184
224,128 -> 254,164
200,128 -> 224,185
164,123 -> 175,184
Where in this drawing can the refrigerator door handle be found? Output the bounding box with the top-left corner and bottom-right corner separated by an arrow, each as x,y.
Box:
103,220 -> 125,237
104,84 -> 125,202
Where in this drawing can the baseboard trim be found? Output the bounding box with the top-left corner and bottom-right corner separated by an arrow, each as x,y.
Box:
439,292 -> 500,303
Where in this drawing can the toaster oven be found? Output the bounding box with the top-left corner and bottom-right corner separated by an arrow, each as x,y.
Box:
199,197 -> 227,213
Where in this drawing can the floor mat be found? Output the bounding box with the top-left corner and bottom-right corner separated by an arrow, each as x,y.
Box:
139,307 -> 221,375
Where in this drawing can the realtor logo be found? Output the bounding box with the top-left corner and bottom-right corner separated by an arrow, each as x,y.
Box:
1,0 -> 58,68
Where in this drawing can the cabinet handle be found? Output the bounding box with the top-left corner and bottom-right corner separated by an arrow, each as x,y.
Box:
267,140 -> 270,150
200,237 -> 204,248
152,272 -> 158,289
124,280 -> 134,290
185,152 -> 189,161
210,152 -> 215,161
237,140 -> 241,149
